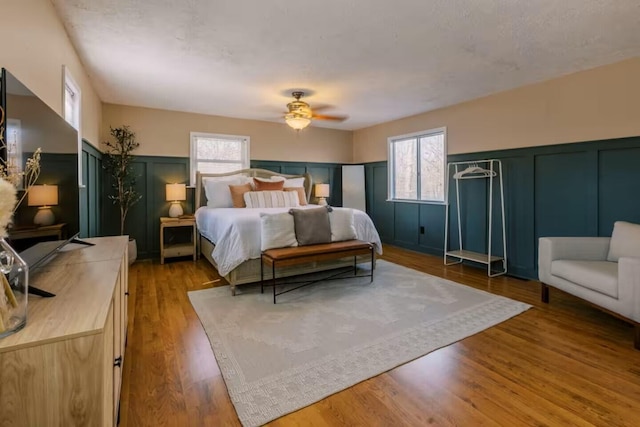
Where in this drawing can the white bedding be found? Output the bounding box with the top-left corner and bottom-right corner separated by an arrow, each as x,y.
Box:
195,205 -> 383,276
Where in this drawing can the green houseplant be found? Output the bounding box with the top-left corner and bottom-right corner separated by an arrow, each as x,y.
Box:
103,125 -> 142,264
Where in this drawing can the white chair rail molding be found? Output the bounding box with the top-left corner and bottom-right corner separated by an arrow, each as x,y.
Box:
538,221 -> 640,349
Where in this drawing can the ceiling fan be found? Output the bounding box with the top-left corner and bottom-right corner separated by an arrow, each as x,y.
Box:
284,91 -> 346,130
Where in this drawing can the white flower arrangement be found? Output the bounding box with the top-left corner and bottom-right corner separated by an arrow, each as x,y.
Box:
0,106 -> 42,236
0,179 -> 16,238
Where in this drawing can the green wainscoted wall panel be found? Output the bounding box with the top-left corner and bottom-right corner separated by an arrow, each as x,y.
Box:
90,136 -> 640,269
534,151 -> 596,238
393,203 -> 420,247
102,155 -> 190,259
80,140 -> 102,238
499,154 -> 535,275
365,136 -> 640,279
366,163 -> 394,242
598,147 -> 640,234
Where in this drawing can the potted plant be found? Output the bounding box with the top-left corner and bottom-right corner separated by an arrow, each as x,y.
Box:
103,125 -> 142,264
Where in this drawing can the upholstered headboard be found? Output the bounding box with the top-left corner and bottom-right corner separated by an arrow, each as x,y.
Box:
195,168 -> 313,209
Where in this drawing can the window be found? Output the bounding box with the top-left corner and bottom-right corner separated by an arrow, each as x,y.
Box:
63,66 -> 83,186
63,66 -> 81,130
388,127 -> 446,203
190,132 -> 250,185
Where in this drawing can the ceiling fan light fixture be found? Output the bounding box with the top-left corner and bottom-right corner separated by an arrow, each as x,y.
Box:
285,114 -> 311,130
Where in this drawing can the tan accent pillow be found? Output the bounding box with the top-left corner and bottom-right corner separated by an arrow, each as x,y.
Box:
284,187 -> 308,205
253,177 -> 284,191
229,183 -> 252,208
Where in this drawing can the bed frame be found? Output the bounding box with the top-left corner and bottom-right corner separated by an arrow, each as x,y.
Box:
195,168 -> 369,295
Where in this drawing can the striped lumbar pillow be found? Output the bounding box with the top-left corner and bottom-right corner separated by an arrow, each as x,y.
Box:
244,190 -> 300,209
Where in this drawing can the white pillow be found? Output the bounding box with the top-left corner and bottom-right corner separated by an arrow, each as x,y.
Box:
244,191 -> 300,208
607,221 -> 640,261
260,212 -> 298,251
203,176 -> 250,208
285,177 -> 306,188
328,208 -> 357,242
269,175 -> 305,188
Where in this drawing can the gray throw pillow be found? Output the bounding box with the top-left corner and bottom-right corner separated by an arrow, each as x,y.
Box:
289,207 -> 332,246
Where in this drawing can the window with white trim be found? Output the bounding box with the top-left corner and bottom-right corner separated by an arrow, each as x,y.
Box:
62,65 -> 83,186
63,67 -> 81,130
190,132 -> 250,185
388,127 -> 446,203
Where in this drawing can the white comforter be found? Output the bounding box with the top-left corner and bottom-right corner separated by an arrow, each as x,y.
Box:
195,206 -> 383,276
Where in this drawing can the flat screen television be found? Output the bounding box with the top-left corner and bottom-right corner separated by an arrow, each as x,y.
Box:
1,68 -> 84,296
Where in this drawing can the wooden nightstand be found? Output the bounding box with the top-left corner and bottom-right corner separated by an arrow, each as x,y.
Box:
8,223 -> 68,241
160,217 -> 197,264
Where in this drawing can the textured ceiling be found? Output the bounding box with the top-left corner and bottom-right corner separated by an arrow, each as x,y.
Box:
51,0 -> 640,130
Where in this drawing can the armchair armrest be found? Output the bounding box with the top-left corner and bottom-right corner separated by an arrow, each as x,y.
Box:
538,237 -> 611,283
619,257 -> 640,322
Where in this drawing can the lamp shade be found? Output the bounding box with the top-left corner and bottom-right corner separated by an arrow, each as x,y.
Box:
285,115 -> 311,130
28,185 -> 58,207
315,183 -> 330,198
166,183 -> 186,201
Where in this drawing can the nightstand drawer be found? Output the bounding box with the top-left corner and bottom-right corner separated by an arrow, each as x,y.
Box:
164,243 -> 194,258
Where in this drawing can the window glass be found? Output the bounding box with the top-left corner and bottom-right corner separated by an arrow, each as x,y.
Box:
190,133 -> 250,185
419,133 -> 445,201
388,128 -> 446,203
393,138 -> 417,200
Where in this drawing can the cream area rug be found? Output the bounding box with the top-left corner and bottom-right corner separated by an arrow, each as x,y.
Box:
189,260 -> 531,426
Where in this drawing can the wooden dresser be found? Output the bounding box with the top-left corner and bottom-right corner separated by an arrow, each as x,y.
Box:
0,236 -> 129,426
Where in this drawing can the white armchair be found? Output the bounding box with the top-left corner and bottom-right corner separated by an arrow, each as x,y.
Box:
538,224 -> 640,350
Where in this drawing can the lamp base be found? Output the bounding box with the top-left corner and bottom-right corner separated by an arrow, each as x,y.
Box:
317,197 -> 327,206
169,202 -> 184,218
33,207 -> 55,226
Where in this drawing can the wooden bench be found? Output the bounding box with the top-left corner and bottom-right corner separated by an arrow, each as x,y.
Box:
261,240 -> 375,303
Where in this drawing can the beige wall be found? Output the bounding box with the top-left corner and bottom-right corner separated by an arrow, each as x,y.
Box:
0,0 -> 102,145
102,104 -> 354,163
353,57 -> 640,162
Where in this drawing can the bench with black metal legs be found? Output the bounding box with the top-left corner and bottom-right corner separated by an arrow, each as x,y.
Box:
260,240 -> 375,304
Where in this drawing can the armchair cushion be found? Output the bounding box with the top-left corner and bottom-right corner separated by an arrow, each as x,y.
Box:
551,260 -> 618,298
607,221 -> 640,262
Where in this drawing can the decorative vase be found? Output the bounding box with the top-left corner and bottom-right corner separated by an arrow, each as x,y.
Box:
0,237 -> 28,338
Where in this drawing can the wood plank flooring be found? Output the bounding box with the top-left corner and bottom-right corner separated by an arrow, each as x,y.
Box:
119,245 -> 640,426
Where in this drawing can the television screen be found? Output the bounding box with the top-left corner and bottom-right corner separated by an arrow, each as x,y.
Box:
1,68 -> 80,272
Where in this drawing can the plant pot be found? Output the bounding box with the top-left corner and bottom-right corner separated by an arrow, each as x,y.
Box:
0,237 -> 28,338
128,238 -> 137,265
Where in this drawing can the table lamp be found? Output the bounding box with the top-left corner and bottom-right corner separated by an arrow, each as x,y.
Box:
166,183 -> 187,217
315,183 -> 330,206
28,184 -> 58,226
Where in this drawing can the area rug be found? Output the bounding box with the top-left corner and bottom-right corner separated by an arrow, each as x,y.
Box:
189,260 -> 531,426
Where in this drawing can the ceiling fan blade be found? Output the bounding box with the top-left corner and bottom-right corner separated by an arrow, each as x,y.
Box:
310,105 -> 333,112
312,113 -> 348,122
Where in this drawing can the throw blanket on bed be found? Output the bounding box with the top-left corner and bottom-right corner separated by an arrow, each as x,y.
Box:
195,206 -> 383,276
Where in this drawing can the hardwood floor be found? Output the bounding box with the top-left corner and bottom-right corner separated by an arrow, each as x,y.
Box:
119,246 -> 640,426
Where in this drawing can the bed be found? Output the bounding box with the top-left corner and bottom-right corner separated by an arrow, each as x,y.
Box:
194,168 -> 383,295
